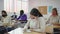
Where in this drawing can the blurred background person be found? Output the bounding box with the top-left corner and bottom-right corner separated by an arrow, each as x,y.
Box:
16,10 -> 27,28
11,12 -> 17,20
1,10 -> 15,32
46,8 -> 60,34
46,8 -> 60,25
17,10 -> 27,22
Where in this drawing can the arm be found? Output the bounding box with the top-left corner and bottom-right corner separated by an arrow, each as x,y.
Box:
39,17 -> 45,32
23,19 -> 30,30
17,16 -> 21,20
46,16 -> 51,24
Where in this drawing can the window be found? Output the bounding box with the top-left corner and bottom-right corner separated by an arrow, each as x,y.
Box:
22,1 -> 28,13
4,0 -> 28,14
4,0 -> 13,12
16,0 -> 28,14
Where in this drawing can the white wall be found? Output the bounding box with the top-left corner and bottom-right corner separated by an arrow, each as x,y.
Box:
0,0 -> 4,15
29,0 -> 60,12
0,0 -> 4,11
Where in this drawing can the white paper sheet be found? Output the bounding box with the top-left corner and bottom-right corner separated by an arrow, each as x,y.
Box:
8,28 -> 23,34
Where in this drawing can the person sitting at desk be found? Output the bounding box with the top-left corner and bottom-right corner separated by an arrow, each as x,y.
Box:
0,14 -> 8,34
17,10 -> 27,23
16,10 -> 27,28
24,8 -> 45,33
11,12 -> 17,20
46,8 -> 60,25
1,10 -> 15,32
46,8 -> 60,34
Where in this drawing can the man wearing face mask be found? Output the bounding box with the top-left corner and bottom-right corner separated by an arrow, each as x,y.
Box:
16,10 -> 27,28
17,10 -> 27,21
0,10 -> 14,34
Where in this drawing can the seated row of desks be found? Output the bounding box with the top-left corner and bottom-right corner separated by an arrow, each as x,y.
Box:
8,24 -> 60,34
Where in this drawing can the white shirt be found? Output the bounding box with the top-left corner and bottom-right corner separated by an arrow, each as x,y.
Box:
1,16 -> 13,27
24,17 -> 45,32
2,16 -> 11,23
47,16 -> 60,24
46,16 -> 60,33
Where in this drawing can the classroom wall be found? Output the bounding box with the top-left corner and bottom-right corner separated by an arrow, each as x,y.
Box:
0,0 -> 4,15
0,0 -> 4,11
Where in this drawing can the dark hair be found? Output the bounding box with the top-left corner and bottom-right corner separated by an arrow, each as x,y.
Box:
20,10 -> 24,16
2,10 -> 7,17
52,8 -> 58,15
30,8 -> 43,17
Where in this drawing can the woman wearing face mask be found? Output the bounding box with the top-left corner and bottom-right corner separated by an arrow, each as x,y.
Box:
23,8 -> 45,33
46,8 -> 60,25
46,8 -> 60,34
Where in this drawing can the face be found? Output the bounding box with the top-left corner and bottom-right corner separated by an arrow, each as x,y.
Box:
20,11 -> 24,16
30,15 -> 37,19
52,10 -> 57,16
2,12 -> 6,15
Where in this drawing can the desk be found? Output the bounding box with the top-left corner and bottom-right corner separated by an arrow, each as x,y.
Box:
24,32 -> 45,34
24,32 -> 40,34
24,25 -> 60,34
8,26 -> 60,34
54,25 -> 60,28
45,25 -> 60,33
